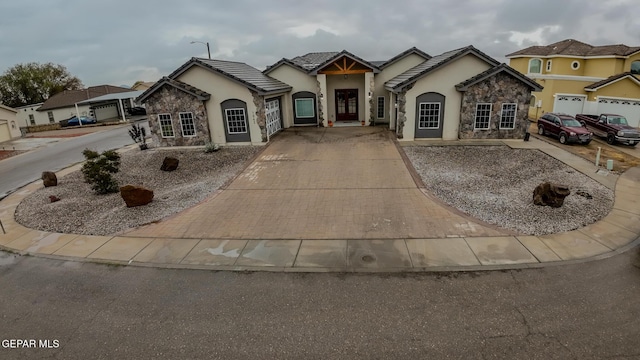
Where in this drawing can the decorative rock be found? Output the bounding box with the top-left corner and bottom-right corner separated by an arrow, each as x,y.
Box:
49,195 -> 60,203
533,182 -> 571,208
575,190 -> 593,199
160,157 -> 179,171
120,185 -> 154,207
42,171 -> 57,187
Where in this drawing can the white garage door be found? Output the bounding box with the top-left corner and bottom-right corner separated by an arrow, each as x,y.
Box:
553,95 -> 585,117
93,103 -> 118,121
265,98 -> 282,139
596,97 -> 640,128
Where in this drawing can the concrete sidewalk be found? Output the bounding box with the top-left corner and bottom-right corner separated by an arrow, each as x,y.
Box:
0,128 -> 638,272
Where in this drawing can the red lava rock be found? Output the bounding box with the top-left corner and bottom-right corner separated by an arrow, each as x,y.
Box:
120,185 -> 154,207
49,195 -> 60,203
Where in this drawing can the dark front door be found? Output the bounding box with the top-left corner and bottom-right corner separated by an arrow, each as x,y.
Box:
335,89 -> 358,121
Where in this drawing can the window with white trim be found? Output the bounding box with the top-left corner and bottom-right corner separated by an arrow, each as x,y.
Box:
546,60 -> 552,72
632,61 -> 640,74
528,58 -> 542,74
571,61 -> 580,70
28,114 -> 35,125
499,103 -> 517,129
225,108 -> 247,134
474,103 -> 492,130
418,102 -> 440,129
47,111 -> 54,123
158,113 -> 175,138
179,112 -> 196,137
294,98 -> 314,118
377,96 -> 385,119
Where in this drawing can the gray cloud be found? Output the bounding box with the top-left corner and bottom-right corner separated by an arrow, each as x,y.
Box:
0,0 -> 636,88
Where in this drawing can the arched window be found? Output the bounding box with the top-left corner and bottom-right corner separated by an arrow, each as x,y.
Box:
631,60 -> 640,75
528,58 -> 542,74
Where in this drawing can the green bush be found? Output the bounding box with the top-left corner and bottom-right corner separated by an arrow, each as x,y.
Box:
204,142 -> 220,153
81,149 -> 121,194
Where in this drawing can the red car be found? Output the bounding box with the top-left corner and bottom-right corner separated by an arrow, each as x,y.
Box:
537,113 -> 592,145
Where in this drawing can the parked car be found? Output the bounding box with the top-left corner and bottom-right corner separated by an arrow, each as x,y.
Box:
537,113 -> 592,145
127,106 -> 147,116
66,116 -> 97,126
575,113 -> 640,146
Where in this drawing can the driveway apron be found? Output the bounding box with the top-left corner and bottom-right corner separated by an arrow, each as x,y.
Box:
126,127 -> 505,240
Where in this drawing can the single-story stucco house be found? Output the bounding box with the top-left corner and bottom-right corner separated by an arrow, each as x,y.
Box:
0,104 -> 21,143
136,45 -> 542,146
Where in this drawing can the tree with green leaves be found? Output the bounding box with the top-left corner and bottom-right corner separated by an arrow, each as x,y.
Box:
0,62 -> 83,108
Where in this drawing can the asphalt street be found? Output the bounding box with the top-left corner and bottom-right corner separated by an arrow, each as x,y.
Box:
0,248 -> 639,359
0,124 -> 139,199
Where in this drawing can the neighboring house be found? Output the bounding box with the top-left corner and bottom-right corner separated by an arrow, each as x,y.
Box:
137,45 -> 540,146
76,90 -> 144,121
16,85 -> 132,126
506,39 -> 640,127
131,81 -> 156,91
0,104 -> 21,143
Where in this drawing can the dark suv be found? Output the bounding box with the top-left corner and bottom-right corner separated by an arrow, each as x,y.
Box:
537,113 -> 592,145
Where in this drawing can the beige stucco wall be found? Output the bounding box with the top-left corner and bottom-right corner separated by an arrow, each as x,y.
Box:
508,58 -> 529,74
373,54 -> 426,123
590,77 -> 640,100
624,53 -> 640,72
17,105 -> 91,126
0,107 -> 21,140
583,58 -> 620,78
326,73 -> 366,123
403,54 -> 493,141
177,66 -> 260,145
267,64 -> 316,128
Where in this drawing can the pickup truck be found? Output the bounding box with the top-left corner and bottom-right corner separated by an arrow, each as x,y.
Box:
575,113 -> 640,146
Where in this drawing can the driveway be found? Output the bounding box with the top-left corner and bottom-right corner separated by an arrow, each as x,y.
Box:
127,127 -> 505,240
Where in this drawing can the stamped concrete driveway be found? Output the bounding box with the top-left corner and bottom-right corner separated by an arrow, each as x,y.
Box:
127,127 -> 505,240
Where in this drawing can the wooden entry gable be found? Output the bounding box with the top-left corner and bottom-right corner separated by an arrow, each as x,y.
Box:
318,56 -> 374,75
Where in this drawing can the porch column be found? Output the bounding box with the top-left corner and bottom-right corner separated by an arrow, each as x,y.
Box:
389,92 -> 395,130
316,74 -> 327,127
364,71 -> 375,125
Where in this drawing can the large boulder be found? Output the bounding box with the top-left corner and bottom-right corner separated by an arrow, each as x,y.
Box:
160,157 -> 179,171
533,182 -> 570,208
120,185 -> 154,207
42,171 -> 57,187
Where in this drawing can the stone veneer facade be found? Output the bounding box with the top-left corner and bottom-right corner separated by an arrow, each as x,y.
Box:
146,87 -> 210,147
458,72 -> 531,139
251,90 -> 268,142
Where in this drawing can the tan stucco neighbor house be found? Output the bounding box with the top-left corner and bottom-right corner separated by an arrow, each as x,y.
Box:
137,45 -> 541,146
506,39 -> 640,127
0,104 -> 21,143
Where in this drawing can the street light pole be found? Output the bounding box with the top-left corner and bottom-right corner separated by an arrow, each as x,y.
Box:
190,41 -> 211,59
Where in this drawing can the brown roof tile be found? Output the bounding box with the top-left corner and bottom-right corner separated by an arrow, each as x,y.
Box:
37,85 -> 131,111
506,39 -> 640,57
584,72 -> 640,90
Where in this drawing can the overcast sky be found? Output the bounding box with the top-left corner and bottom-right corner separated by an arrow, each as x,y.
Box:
0,0 -> 638,88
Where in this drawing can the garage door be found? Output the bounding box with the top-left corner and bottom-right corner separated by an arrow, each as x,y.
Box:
0,123 -> 10,143
93,104 -> 118,121
596,97 -> 640,128
553,95 -> 585,117
265,98 -> 282,139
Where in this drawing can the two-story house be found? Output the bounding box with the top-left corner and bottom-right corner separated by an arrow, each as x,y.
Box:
506,39 -> 640,127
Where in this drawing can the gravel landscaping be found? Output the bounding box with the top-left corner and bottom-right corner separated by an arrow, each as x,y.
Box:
15,147 -> 261,236
403,145 -> 615,235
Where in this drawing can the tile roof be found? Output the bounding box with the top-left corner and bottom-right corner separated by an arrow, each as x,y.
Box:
263,58 -> 309,74
136,77 -> 211,103
289,52 -> 340,71
455,63 -> 543,92
377,47 -> 431,69
169,58 -> 292,95
308,50 -> 380,75
385,46 -> 500,91
584,72 -> 640,91
37,85 -> 132,111
506,39 -> 640,57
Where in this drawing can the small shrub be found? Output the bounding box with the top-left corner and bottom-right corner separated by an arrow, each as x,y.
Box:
204,142 -> 220,153
81,149 -> 121,194
128,124 -> 147,149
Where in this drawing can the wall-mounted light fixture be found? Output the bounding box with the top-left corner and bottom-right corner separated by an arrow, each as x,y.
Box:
368,91 -> 372,99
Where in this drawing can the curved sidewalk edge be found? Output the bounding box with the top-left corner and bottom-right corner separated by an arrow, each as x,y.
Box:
1,167 -> 639,273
